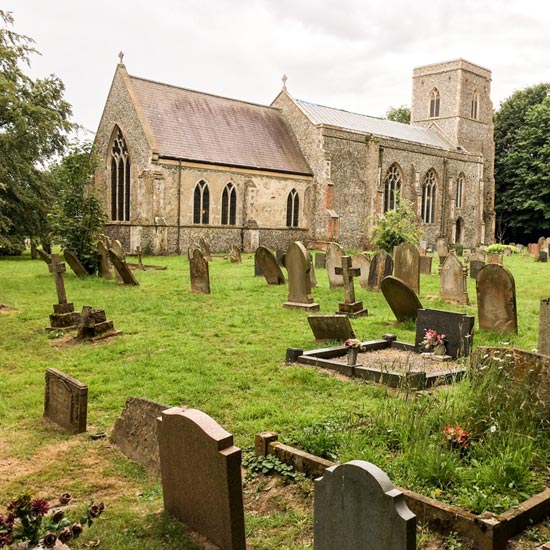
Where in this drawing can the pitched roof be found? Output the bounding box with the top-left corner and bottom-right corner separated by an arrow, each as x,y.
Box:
295,99 -> 455,150
128,75 -> 312,175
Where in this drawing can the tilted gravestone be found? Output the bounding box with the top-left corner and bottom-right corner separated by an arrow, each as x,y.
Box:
314,252 -> 326,269
419,255 -> 433,275
48,254 -> 81,330
255,246 -> 285,285
199,237 -> 212,262
326,242 -> 345,289
335,256 -> 368,318
394,242 -> 420,295
157,407 -> 246,550
108,248 -> 139,285
44,368 -> 88,434
314,460 -> 416,550
283,241 -> 319,311
538,299 -> 550,356
189,247 -> 211,294
469,259 -> 485,279
229,244 -> 242,264
381,276 -> 423,321
308,315 -> 355,341
476,264 -> 518,333
439,251 -> 469,305
368,251 -> 393,292
63,250 -> 88,278
351,253 -> 370,290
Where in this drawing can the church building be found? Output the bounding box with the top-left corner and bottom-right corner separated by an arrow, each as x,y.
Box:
93,58 -> 495,254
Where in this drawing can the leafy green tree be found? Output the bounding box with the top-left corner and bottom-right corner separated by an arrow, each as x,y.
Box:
494,83 -> 550,242
385,105 -> 411,124
48,141 -> 106,273
0,11 -> 73,254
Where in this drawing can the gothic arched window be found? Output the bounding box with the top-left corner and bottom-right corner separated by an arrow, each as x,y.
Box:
221,182 -> 237,225
421,170 -> 437,224
471,91 -> 480,120
429,88 -> 440,118
383,163 -> 402,212
286,188 -> 299,227
193,180 -> 210,224
110,129 -> 130,221
456,173 -> 465,209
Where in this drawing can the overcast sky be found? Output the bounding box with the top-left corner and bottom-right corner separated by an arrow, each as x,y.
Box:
4,0 -> 550,136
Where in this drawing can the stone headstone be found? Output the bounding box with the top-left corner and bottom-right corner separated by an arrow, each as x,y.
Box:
416,308 -> 475,359
76,306 -> 119,341
111,239 -> 125,258
368,251 -> 394,292
63,250 -> 88,278
157,407 -> 246,550
48,254 -> 81,330
315,252 -> 326,269
436,238 -> 449,264
538,299 -> 550,356
314,460 -> 416,550
308,251 -> 318,288
419,255 -> 433,275
108,248 -> 140,285
254,253 -> 263,277
470,248 -> 486,262
283,241 -> 320,311
189,247 -> 210,294
381,276 -> 423,321
326,242 -> 345,289
307,315 -> 355,341
199,237 -> 212,262
334,256 -> 368,318
97,240 -> 113,279
44,368 -> 87,434
487,253 -> 503,265
439,251 -> 469,305
469,260 -> 485,279
476,264 -> 518,334
528,243 -> 540,257
540,250 -> 548,263
37,248 -> 52,264
276,250 -> 286,268
229,244 -> 242,263
351,253 -> 371,289
394,242 -> 420,295
538,236 -> 547,252
111,397 -> 169,476
255,246 -> 285,285
503,246 -> 512,257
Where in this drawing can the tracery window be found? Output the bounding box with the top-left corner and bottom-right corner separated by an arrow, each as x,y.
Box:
286,188 -> 299,227
110,129 -> 130,221
221,182 -> 237,225
383,163 -> 402,212
456,173 -> 465,209
471,91 -> 480,120
429,88 -> 440,118
193,180 -> 210,224
421,169 -> 437,224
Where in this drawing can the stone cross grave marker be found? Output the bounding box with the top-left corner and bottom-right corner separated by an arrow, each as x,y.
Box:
135,246 -> 144,269
351,253 -> 370,289
157,407 -> 246,550
108,248 -> 140,285
439,251 -> 469,305
476,264 -> 518,333
381,276 -> 423,321
255,246 -> 285,285
44,368 -> 88,434
538,299 -> 550,356
314,460 -> 416,550
368,251 -> 393,291
394,242 -> 420,295
37,248 -> 52,265
326,242 -> 345,289
229,244 -> 242,263
63,250 -> 88,278
189,247 -> 211,294
199,237 -> 212,261
283,241 -> 320,311
307,314 -> 355,341
76,306 -> 119,341
334,256 -> 368,318
48,254 -> 81,329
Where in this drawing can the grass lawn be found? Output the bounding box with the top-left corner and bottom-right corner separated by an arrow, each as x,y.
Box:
1,250 -> 549,549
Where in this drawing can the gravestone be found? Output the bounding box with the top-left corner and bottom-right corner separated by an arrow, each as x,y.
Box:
308,251 -> 318,288
255,246 -> 285,285
540,251 -> 548,263
253,253 -> 263,277
276,250 -> 286,268
314,460 -> 416,550
334,256 -> 368,318
76,306 -> 119,341
380,276 -> 423,321
48,254 -> 81,330
487,253 -> 503,265
37,248 -> 52,265
44,368 -> 88,434
419,255 -> 433,275
439,251 -> 469,304
546,237 -> 550,252
538,299 -> 550,356
538,236 -> 547,252
415,308 -> 475,359
283,241 -> 320,311
351,253 -> 370,289
315,252 -> 326,269
436,238 -> 449,264
476,264 -> 518,333
108,248 -> 140,285
199,237 -> 212,262
326,242 -> 345,289
97,241 -> 113,279
135,245 -> 144,269
63,250 -> 88,278
469,260 -> 485,279
111,397 -> 169,476
503,246 -> 512,257
229,244 -> 242,264
157,407 -> 246,550
393,242 -> 420,295
307,315 -> 355,341
367,251 -> 394,292
528,243 -> 540,257
470,248 -> 486,262
189,247 -> 211,294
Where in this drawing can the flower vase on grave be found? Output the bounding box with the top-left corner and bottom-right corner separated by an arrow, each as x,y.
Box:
433,343 -> 447,356
348,347 -> 359,366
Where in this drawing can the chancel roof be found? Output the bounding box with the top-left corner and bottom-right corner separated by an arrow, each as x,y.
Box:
128,75 -> 312,175
295,99 -> 455,150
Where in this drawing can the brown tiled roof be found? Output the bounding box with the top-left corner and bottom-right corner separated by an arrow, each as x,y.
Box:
128,76 -> 312,176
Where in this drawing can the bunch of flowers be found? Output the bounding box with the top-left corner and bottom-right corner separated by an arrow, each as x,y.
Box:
344,338 -> 364,349
0,493 -> 104,549
442,425 -> 470,451
419,328 -> 446,351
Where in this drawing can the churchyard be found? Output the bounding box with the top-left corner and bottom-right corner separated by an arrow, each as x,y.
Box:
1,249 -> 550,549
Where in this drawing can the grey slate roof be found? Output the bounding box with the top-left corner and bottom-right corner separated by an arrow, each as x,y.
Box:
295,99 -> 454,150
128,76 -> 312,175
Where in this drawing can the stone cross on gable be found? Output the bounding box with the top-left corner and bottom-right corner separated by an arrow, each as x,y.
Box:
334,256 -> 361,304
48,253 -> 68,305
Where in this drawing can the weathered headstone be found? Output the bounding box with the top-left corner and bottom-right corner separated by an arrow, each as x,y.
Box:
439,251 -> 469,305
470,248 -> 486,262
538,299 -> 550,356
503,246 -> 512,257
307,315 -> 355,341
436,237 -> 449,264
540,251 -> 548,263
419,255 -> 433,275
44,368 -> 88,434
394,242 -> 420,295
528,243 -> 540,257
157,407 -> 246,550
199,237 -> 212,262
314,460 -> 416,550
276,250 -> 286,268
315,252 -> 326,269
326,242 -> 345,289
476,264 -> 518,334
283,241 -> 320,311
189,247 -> 210,294
48,254 -> 81,330
229,244 -> 242,264
255,246 -> 285,285
76,306 -> 119,341
538,236 -> 547,252
351,253 -> 371,289
367,251 -> 394,292
380,276 -> 423,321
487,253 -> 503,265
37,248 -> 52,265
111,397 -> 170,476
108,248 -> 140,285
254,253 -> 263,277
469,259 -> 485,279
308,251 -> 318,288
63,250 -> 88,278
97,240 -> 113,280
334,256 -> 368,318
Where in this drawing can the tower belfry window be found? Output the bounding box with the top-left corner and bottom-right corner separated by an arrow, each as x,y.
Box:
430,88 -> 440,118
110,129 -> 131,222
471,91 -> 480,120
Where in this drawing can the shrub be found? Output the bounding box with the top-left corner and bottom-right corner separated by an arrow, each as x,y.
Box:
486,243 -> 519,254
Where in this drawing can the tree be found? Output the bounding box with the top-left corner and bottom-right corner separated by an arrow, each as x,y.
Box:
385,105 -> 411,124
494,83 -> 550,243
0,11 -> 73,254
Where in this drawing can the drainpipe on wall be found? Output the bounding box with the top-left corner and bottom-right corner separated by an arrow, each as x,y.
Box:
440,157 -> 448,240
177,160 -> 182,255
240,184 -> 247,251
